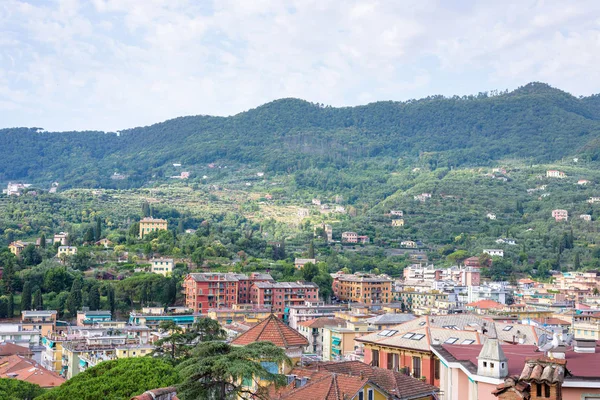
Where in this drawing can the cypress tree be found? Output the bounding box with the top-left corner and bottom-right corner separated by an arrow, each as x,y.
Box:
308,241 -> 315,258
21,281 -> 32,311
67,278 -> 83,317
88,284 -> 100,311
95,217 -> 102,241
33,289 -> 43,310
40,233 -> 46,249
107,285 -> 116,315
7,293 -> 14,317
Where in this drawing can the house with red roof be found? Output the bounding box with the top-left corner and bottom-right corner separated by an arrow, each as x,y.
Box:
466,299 -> 505,315
0,354 -> 64,388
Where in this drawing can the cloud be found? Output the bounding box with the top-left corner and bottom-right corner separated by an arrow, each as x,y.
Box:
0,0 -> 599,131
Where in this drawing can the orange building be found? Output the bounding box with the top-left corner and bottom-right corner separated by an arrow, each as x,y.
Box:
332,272 -> 393,304
139,217 -> 168,238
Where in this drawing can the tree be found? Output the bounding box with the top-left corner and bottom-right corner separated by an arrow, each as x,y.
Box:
307,241 -> 315,258
190,317 -> 226,343
33,288 -> 43,310
301,262 -> 319,282
574,252 -> 581,270
153,321 -> 189,360
312,272 -> 333,301
21,281 -> 32,311
446,250 -> 469,265
2,262 -> 14,293
107,285 -> 116,315
95,217 -> 102,241
40,233 -> 46,249
142,202 -> 151,217
176,341 -> 290,400
36,357 -> 178,400
67,278 -> 83,317
21,245 -> 42,266
88,284 -> 100,311
83,227 -> 95,243
0,377 -> 44,400
7,293 -> 14,318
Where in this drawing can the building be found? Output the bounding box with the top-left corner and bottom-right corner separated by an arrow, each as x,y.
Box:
76,310 -> 112,327
323,320 -> 374,361
250,281 -> 320,317
588,197 -> 600,204
183,272 -> 274,314
546,170 -> 566,178
231,314 -> 309,372
342,232 -> 359,243
297,317 -> 346,356
483,249 -> 504,257
578,179 -> 590,185
390,210 -> 404,217
465,299 -> 505,314
57,246 -> 77,256
206,304 -> 272,325
53,232 -> 69,245
21,310 -> 57,337
0,324 -> 41,349
487,213 -> 497,220
392,219 -> 405,227
552,209 -> 569,222
287,302 -> 349,330
128,307 -> 198,330
580,214 -> 592,221
332,272 -> 394,304
433,338 -> 600,400
0,354 -> 64,388
401,240 -> 418,248
294,258 -> 316,270
357,235 -> 370,244
8,241 -> 27,257
150,258 -> 174,276
3,182 -> 31,196
297,208 -> 309,218
357,315 -> 549,386
139,217 -> 168,238
414,193 -> 432,202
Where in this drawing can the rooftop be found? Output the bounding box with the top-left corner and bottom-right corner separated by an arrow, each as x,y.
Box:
231,314 -> 309,348
0,355 -> 64,388
297,317 -> 347,329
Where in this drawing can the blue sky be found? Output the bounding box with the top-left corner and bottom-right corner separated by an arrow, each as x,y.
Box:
1,0 -> 600,131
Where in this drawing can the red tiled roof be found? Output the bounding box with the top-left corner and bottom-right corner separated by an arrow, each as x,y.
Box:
231,314 -> 309,348
0,355 -> 65,388
271,371 -> 369,400
441,344 -> 600,378
297,317 -> 347,329
530,318 -> 571,326
131,387 -> 179,400
0,342 -> 33,357
466,299 -> 504,309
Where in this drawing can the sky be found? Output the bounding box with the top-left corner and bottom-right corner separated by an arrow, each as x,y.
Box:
1,0 -> 600,132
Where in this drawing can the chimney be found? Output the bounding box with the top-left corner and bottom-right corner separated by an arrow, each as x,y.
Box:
573,338 -> 596,353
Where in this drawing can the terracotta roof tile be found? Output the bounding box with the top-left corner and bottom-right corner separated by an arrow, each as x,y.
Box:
231,314 -> 308,348
273,372 -> 368,400
0,354 -> 65,388
466,299 -> 504,309
297,317 -> 347,329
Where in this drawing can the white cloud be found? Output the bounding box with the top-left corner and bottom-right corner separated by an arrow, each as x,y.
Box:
0,0 -> 599,131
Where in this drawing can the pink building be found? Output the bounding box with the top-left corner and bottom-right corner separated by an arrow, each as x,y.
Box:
552,209 -> 569,222
250,281 -> 319,317
432,338 -> 600,400
342,232 -> 358,243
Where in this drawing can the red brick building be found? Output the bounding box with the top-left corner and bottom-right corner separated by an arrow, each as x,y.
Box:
250,281 -> 319,317
184,272 -> 274,313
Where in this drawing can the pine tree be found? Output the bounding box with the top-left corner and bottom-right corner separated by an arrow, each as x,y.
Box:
33,289 -> 43,310
67,278 -> 83,317
7,293 -> 14,317
83,227 -> 95,243
21,281 -> 32,311
88,284 -> 100,311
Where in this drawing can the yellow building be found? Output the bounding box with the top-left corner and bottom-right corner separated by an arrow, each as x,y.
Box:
41,335 -> 78,374
139,217 -> 168,238
57,246 -> 77,256
322,320 -> 374,361
22,310 -> 57,337
150,258 -> 174,276
391,219 -> 405,227
332,272 -> 394,304
207,304 -> 272,325
8,241 -> 27,257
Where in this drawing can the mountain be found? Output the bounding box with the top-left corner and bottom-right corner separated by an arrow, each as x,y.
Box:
2,82 -> 600,189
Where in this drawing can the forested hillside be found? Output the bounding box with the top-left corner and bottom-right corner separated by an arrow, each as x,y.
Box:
2,82 -> 600,190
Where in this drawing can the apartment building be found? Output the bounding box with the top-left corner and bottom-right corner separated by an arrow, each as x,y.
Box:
138,217 -> 168,238
332,272 -> 393,304
150,258 -> 174,276
250,281 -> 319,317
22,310 -> 58,337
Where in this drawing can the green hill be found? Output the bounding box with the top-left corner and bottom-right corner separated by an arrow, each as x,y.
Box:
2,82 -> 600,190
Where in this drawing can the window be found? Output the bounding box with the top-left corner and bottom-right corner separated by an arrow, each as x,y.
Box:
461,339 -> 475,345
544,383 -> 550,398
503,326 -> 513,331
368,389 -> 374,400
403,333 -> 415,339
358,392 -> 364,400
372,350 -> 379,367
490,363 -> 494,368
411,334 -> 425,340
413,357 -> 421,378
444,337 -> 458,344
393,353 -> 400,371
387,353 -> 394,370
536,383 -> 542,397
483,361 -> 487,367
434,358 -> 440,380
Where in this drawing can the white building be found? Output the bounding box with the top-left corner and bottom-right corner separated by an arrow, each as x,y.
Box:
483,249 -> 504,257
546,170 -> 566,178
580,214 -> 592,222
551,209 -> 569,221
486,213 -> 497,220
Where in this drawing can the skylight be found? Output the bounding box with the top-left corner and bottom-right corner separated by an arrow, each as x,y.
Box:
419,321 -> 426,326
378,330 -> 391,336
402,333 -> 415,339
502,326 -> 513,331
461,339 -> 475,345
411,334 -> 425,340
444,337 -> 459,344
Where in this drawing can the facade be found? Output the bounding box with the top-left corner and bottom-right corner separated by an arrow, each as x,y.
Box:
250,281 -> 320,316
139,217 -> 168,238
287,302 -> 349,330
206,304 -> 271,325
483,249 -> 504,257
546,170 -> 566,178
342,232 -> 359,243
297,317 -> 346,356
0,324 -> 41,348
392,219 -> 405,227
332,272 -> 393,304
76,310 -> 112,327
294,258 -> 316,270
401,240 -> 418,248
150,258 -> 174,276
552,209 -> 569,221
21,310 -> 57,337
322,320 -> 374,361
128,307 -> 198,330
53,232 -> 69,245
57,246 -> 77,256
580,214 -> 592,221
183,272 -> 274,314
8,241 -> 27,257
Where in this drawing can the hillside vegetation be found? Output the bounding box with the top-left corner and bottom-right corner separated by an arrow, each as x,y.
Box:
3,82 -> 600,191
